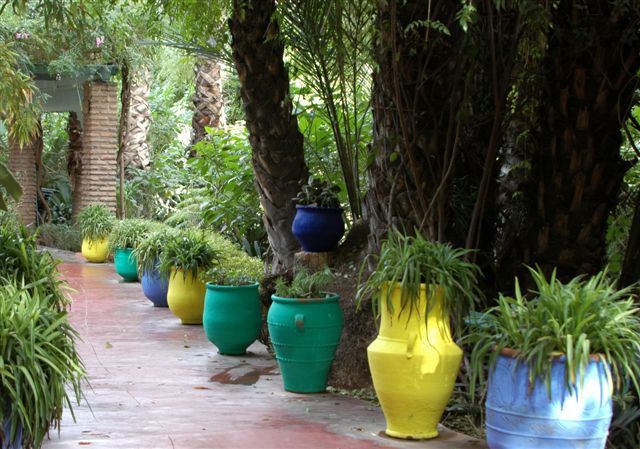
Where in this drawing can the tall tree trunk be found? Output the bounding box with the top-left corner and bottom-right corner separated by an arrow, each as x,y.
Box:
123,68 -> 152,169
526,3 -> 639,280
188,59 -> 224,156
229,0 -> 308,272
67,111 -> 82,192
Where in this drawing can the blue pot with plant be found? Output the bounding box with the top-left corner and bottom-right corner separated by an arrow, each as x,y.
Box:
291,177 -> 344,252
470,268 -> 640,449
134,229 -> 172,307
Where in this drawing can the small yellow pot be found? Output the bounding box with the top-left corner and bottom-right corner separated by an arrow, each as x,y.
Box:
167,268 -> 205,325
81,237 -> 109,263
367,284 -> 463,439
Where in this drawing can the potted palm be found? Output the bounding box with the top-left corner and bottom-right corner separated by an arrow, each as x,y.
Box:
469,268 -> 640,449
291,176 -> 344,252
356,229 -> 481,440
268,268 -> 344,393
108,219 -> 155,282
133,227 -> 173,307
159,229 -> 219,324
77,204 -> 114,263
201,252 -> 263,355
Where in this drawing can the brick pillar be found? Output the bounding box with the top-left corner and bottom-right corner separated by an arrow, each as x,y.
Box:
72,82 -> 118,219
8,136 -> 38,225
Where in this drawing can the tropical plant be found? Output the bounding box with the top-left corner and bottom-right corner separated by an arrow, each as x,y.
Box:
274,268 -> 334,299
293,176 -> 341,208
77,204 -> 114,241
0,281 -> 84,449
356,228 -> 482,337
469,268 -> 640,398
201,240 -> 264,286
108,219 -> 157,253
133,226 -> 173,275
158,229 -> 220,279
0,218 -> 69,309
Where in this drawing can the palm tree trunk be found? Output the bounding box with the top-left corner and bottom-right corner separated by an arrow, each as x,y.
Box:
188,59 -> 224,156
229,0 -> 308,272
123,68 -> 152,169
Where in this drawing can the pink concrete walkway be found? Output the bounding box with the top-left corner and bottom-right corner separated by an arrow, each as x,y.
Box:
43,255 -> 485,449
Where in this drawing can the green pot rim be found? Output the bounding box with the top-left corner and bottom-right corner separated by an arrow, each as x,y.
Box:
271,292 -> 339,304
206,282 -> 260,291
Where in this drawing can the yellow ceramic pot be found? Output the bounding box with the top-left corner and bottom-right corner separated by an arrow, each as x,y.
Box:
81,237 -> 109,263
367,284 -> 463,439
167,268 -> 205,325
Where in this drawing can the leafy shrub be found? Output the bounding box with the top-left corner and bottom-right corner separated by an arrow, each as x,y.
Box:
201,233 -> 264,285
274,268 -> 334,298
159,229 -> 220,279
77,204 -> 114,241
37,223 -> 82,252
107,219 -> 158,253
293,176 -> 341,208
0,282 -> 84,448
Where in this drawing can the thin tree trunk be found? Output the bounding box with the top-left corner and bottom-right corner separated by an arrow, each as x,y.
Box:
117,63 -> 130,219
229,0 -> 308,272
67,112 -> 82,192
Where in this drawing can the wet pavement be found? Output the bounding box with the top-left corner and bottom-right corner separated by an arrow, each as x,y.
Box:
43,254 -> 486,449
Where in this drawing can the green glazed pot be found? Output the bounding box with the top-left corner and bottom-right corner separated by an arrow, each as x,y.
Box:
203,283 -> 262,355
114,248 -> 139,282
267,293 -> 344,393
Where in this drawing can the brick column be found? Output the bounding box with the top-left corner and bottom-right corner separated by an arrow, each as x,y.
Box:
72,82 -> 118,219
8,136 -> 38,225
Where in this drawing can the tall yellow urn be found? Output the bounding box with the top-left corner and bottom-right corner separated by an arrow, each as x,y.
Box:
367,284 -> 462,439
167,268 -> 206,325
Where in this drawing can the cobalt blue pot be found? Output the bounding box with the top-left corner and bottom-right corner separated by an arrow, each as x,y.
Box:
486,351 -> 612,449
141,268 -> 169,307
291,206 -> 344,252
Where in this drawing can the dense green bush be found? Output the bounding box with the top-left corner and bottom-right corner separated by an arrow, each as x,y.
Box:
202,232 -> 264,285
37,223 -> 82,252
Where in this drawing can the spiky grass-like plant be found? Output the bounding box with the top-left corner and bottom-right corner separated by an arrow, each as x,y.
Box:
77,204 -> 114,241
107,219 -> 158,254
274,268 -> 334,298
132,227 -> 173,276
469,268 -> 640,398
158,229 -> 220,279
356,228 -> 482,337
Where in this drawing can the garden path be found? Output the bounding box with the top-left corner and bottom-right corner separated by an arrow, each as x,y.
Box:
43,254 -> 485,449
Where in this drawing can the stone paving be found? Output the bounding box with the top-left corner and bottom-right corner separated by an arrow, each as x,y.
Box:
43,254 -> 486,449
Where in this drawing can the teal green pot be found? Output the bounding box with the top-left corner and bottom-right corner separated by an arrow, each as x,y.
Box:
267,293 -> 344,393
203,282 -> 262,355
114,248 -> 138,281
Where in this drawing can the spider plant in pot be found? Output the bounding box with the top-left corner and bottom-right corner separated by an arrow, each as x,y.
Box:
77,204 -> 114,263
267,268 -> 344,393
355,228 -> 481,440
159,229 -> 219,325
108,219 -> 156,282
291,176 -> 344,252
469,268 -> 640,449
133,227 -> 173,307
201,254 -> 264,355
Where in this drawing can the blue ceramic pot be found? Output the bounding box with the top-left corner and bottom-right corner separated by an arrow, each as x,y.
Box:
486,352 -> 612,449
2,419 -> 23,449
291,206 -> 344,252
141,268 -> 169,307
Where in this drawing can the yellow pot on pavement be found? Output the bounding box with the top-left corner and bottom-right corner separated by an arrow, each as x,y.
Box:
81,237 -> 109,263
367,284 -> 462,439
167,268 -> 205,325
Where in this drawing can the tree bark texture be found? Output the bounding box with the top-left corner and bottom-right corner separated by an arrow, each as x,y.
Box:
188,59 -> 224,156
229,0 -> 308,272
117,63 -> 130,219
365,0 -> 468,251
123,68 -> 152,169
528,4 -> 639,280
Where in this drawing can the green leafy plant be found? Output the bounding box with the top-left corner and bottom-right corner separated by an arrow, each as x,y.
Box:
202,267 -> 257,286
0,281 -> 84,448
274,268 -> 334,298
356,228 -> 481,336
77,204 -> 114,241
293,176 -> 341,208
107,219 -> 158,254
469,268 -> 640,398
158,229 -> 220,279
133,227 -> 173,276
37,223 -> 82,252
